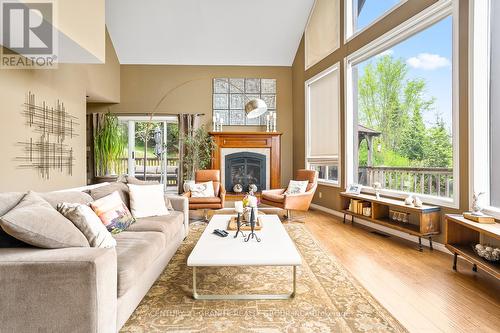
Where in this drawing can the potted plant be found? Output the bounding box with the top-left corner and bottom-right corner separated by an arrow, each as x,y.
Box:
94,112 -> 126,183
183,126 -> 216,190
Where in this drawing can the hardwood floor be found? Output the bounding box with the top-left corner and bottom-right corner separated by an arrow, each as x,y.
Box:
301,209 -> 500,333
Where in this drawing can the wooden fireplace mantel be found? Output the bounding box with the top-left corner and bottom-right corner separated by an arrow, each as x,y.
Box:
210,132 -> 282,190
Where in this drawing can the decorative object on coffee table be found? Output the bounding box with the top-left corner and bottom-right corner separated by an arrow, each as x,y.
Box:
244,207 -> 261,242
233,201 -> 245,238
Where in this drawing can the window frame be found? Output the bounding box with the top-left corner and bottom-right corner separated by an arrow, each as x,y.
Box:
469,0 -> 500,217
344,0 -> 460,208
344,0 -> 408,43
305,62 -> 342,187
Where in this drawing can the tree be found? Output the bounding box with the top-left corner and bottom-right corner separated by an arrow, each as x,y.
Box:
424,116 -> 452,168
358,55 -> 442,167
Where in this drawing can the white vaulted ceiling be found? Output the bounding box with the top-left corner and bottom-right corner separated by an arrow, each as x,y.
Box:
105,0 -> 314,66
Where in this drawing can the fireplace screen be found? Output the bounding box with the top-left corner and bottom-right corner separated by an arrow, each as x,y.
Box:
225,152 -> 266,193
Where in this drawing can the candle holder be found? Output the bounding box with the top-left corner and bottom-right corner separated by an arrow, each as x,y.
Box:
244,207 -> 261,242
234,213 -> 246,238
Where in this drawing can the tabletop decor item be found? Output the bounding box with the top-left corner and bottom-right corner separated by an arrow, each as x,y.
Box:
404,195 -> 414,206
233,201 -> 246,238
233,183 -> 243,193
471,192 -> 485,215
346,184 -> 362,195
414,196 -> 423,207
473,244 -> 500,263
373,182 -> 382,199
244,206 -> 261,242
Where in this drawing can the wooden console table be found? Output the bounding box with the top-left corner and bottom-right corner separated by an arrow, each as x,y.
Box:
340,192 -> 440,251
445,214 -> 500,279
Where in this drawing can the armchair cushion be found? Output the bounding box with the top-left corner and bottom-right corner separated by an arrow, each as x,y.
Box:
262,192 -> 285,203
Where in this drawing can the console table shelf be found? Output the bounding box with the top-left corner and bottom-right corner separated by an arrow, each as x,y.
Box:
340,192 -> 441,251
445,214 -> 500,279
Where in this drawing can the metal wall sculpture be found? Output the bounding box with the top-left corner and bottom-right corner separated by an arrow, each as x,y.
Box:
17,91 -> 78,179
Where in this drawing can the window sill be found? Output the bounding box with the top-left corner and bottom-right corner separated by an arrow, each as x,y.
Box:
360,187 -> 458,209
317,180 -> 340,188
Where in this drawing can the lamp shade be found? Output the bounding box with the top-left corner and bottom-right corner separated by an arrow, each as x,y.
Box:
245,98 -> 268,119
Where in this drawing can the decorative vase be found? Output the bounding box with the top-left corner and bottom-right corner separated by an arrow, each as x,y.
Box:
414,196 -> 423,207
233,184 -> 243,193
404,195 -> 414,206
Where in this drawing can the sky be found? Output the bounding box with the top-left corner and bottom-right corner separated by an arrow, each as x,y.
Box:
355,1 -> 453,130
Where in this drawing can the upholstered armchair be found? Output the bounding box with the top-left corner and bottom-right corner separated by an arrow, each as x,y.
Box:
182,169 -> 226,221
261,169 -> 318,221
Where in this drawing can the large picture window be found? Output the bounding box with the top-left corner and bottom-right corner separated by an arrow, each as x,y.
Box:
346,1 -> 458,206
346,0 -> 406,39
305,64 -> 341,186
471,0 -> 500,216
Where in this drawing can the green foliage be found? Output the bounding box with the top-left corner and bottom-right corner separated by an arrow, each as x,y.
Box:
94,113 -> 126,176
425,116 -> 453,167
183,126 -> 217,180
358,55 -> 452,168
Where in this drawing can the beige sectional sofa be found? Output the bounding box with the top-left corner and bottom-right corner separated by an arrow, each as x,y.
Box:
0,184 -> 189,333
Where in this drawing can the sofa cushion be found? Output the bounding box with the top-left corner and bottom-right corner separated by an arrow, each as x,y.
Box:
125,176 -> 159,185
0,192 -> 29,248
0,192 -> 25,216
114,231 -> 166,297
38,191 -> 93,209
89,182 -> 130,208
126,211 -> 184,242
0,191 -> 89,248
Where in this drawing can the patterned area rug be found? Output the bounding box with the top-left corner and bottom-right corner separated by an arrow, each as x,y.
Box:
121,224 -> 407,332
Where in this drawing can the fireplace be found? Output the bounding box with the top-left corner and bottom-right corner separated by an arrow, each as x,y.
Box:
225,152 -> 266,192
210,132 -> 282,196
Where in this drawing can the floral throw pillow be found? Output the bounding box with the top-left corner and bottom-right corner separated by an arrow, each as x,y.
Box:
190,181 -> 215,198
285,180 -> 309,195
90,191 -> 135,234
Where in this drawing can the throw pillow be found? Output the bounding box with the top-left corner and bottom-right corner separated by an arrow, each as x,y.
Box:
57,203 -> 117,248
126,176 -> 173,210
128,184 -> 170,218
0,191 -> 89,248
90,191 -> 135,234
285,180 -> 309,195
89,182 -> 130,208
190,181 -> 215,198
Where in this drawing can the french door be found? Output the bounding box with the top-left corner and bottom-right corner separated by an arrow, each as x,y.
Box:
118,116 -> 179,193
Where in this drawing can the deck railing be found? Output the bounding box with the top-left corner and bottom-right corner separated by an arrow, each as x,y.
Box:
117,157 -> 179,186
359,166 -> 453,198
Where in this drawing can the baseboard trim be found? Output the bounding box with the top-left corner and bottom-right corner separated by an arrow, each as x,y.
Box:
310,203 -> 450,254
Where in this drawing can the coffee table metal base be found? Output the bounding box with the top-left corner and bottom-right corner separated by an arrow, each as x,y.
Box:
192,266 -> 297,300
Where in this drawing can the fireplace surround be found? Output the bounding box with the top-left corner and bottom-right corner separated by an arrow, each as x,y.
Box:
210,132 -> 282,194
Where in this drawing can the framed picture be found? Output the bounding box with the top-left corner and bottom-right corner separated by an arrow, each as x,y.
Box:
346,184 -> 362,195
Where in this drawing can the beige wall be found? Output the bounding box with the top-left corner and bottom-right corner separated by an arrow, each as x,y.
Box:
57,0 -> 106,62
292,0 -> 469,242
0,30 -> 120,192
101,65 -> 294,185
